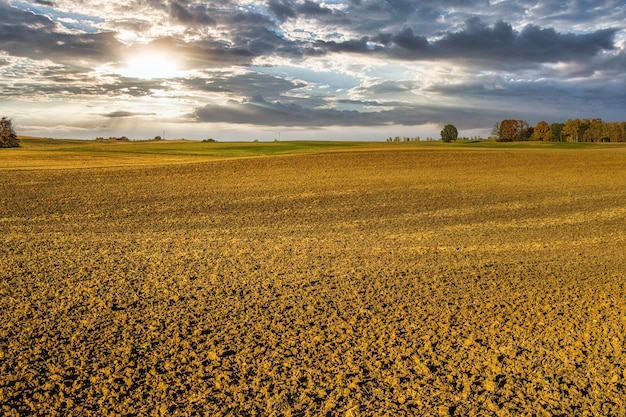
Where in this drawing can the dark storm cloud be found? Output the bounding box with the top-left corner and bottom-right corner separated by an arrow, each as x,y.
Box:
193,95 -> 457,127
194,95 -> 380,127
0,2 -> 120,64
0,1 -> 291,70
298,0 -> 333,16
432,19 -> 616,63
4,1 -> 617,71
168,0 -> 216,26
184,72 -> 305,99
256,1 -> 621,68
268,0 -> 333,22
316,18 -> 617,66
150,6 -> 303,65
268,0 -> 297,22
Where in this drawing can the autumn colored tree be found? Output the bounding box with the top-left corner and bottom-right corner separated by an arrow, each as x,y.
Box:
497,119 -> 530,141
0,117 -> 19,148
606,122 -> 625,142
532,121 -> 551,141
440,124 -> 458,142
561,119 -> 580,142
562,119 -> 593,142
497,119 -> 517,142
586,118 -> 607,142
578,119 -> 591,142
497,118 -> 626,143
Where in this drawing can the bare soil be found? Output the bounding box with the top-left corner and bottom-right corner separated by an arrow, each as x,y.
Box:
1,148 -> 625,416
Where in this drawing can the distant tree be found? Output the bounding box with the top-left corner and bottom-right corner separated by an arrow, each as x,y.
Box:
491,122 -> 500,139
587,118 -> 607,142
440,124 -> 458,142
532,121 -> 551,141
578,119 -> 591,142
550,123 -> 564,142
497,120 -> 518,141
562,119 -> 581,142
0,117 -> 19,148
494,119 -> 626,143
497,119 -> 530,141
607,122 -> 623,142
521,124 -> 533,141
515,120 -> 531,141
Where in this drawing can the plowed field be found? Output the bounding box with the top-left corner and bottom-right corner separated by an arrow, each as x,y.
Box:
2,146 -> 626,416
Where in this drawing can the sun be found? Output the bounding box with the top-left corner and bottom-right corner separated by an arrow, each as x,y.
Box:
121,53 -> 181,79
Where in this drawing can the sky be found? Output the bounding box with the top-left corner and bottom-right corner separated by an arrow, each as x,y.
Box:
1,0 -> 625,141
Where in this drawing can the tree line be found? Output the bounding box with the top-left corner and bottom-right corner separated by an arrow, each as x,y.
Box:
494,119 -> 626,143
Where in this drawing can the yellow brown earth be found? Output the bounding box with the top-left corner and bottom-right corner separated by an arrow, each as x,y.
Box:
1,145 -> 625,416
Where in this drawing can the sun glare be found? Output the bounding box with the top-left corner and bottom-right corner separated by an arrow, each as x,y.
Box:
121,53 -> 181,79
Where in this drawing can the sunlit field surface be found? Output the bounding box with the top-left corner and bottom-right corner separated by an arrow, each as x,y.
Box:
1,140 -> 626,416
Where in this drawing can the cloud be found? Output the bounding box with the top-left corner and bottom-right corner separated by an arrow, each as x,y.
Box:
3,1 -> 617,70
315,18 -> 617,67
0,2 -> 121,64
269,0 -> 334,22
183,72 -> 305,100
168,1 -> 216,26
102,111 -> 157,118
193,94 -> 474,128
431,19 -> 617,64
193,95 -> 376,127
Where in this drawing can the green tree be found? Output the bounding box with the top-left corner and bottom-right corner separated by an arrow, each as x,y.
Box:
550,123 -> 564,142
0,117 -> 19,148
440,124 -> 458,143
515,120 -> 531,141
